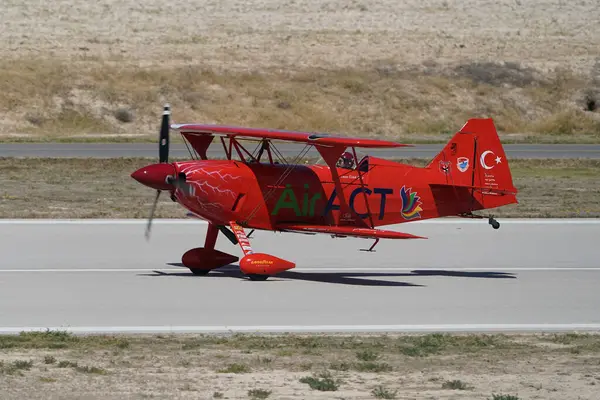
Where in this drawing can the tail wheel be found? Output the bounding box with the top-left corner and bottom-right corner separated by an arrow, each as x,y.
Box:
488,217 -> 500,230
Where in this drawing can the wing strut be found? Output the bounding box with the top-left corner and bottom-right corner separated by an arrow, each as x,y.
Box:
351,146 -> 375,229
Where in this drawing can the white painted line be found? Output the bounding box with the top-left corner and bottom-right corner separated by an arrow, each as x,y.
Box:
0,219 -> 208,225
0,267 -> 599,273
0,268 -> 184,273
289,267 -> 600,272
0,218 -> 598,225
1,324 -> 600,335
287,267 -> 598,272
408,219 -> 600,224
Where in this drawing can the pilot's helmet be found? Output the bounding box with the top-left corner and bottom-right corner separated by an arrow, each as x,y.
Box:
341,152 -> 353,161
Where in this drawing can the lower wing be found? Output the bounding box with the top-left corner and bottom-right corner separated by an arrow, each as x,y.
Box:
275,224 -> 426,240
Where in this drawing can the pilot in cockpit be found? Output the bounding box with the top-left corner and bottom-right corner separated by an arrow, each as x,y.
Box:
336,151 -> 355,169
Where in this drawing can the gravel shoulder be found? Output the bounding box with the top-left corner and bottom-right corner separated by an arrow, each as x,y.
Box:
1,332 -> 599,400
1,157 -> 598,219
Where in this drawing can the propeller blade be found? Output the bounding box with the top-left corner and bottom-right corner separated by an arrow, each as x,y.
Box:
159,104 -> 170,163
145,190 -> 161,240
141,103 -> 170,240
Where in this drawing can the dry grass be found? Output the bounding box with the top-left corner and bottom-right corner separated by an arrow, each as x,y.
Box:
0,331 -> 599,399
1,60 -> 600,143
1,0 -> 599,143
482,158 -> 600,218
0,157 -> 598,219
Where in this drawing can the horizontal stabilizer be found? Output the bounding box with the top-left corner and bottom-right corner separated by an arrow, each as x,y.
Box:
428,183 -> 518,214
276,224 -> 426,240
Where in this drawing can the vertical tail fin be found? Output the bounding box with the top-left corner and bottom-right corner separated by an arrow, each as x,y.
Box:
427,118 -> 518,212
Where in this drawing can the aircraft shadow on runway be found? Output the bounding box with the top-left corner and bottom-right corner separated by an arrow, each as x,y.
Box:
136,264 -> 516,287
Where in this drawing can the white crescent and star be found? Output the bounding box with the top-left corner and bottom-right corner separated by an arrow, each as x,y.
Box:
480,150 -> 502,169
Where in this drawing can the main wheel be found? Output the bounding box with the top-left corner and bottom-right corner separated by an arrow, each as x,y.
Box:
246,274 -> 269,281
189,268 -> 211,276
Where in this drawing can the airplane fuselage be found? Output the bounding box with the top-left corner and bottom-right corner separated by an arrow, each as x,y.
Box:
171,157 -> 464,230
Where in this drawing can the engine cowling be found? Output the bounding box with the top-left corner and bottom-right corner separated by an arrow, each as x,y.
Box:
182,247 -> 239,270
239,253 -> 295,275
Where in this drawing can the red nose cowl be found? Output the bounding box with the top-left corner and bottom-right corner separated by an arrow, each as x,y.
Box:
131,163 -> 176,190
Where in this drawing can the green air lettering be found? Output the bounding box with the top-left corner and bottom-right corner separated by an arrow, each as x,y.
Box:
301,184 -> 322,217
302,184 -> 309,216
308,192 -> 321,217
271,184 -> 301,216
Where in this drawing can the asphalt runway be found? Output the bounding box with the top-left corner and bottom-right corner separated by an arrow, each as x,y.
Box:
1,219 -> 599,334
2,143 -> 600,159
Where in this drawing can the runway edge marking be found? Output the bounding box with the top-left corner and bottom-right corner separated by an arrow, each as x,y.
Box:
1,324 -> 600,335
0,219 -> 599,225
2,267 -> 600,273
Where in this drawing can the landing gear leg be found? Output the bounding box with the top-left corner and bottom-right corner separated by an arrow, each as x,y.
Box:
460,212 -> 500,230
360,238 -> 379,252
205,222 -> 219,249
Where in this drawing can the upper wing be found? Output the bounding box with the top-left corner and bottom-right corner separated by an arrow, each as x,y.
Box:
171,123 -> 411,149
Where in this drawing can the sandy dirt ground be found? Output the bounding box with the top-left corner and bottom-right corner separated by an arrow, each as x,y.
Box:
1,0 -> 599,141
2,0 -> 599,73
1,333 -> 599,400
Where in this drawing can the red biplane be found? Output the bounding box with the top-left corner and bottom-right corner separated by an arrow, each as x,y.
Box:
131,105 -> 518,280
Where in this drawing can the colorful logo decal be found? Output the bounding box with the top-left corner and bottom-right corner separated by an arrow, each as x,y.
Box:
400,185 -> 423,220
439,160 -> 451,175
457,157 -> 469,172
